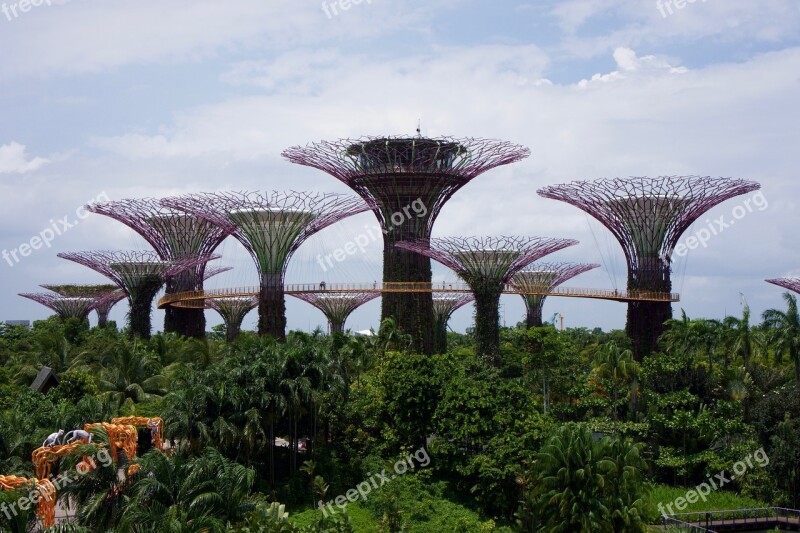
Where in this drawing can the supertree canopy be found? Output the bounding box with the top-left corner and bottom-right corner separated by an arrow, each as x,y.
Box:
161,191 -> 369,340
291,292 -> 380,335
431,294 -> 474,354
510,262 -> 599,328
85,198 -> 231,338
19,293 -> 95,321
766,278 -> 800,295
207,297 -> 258,343
41,284 -> 125,327
283,135 -> 530,354
397,236 -> 577,364
57,250 -> 217,339
538,175 -> 760,359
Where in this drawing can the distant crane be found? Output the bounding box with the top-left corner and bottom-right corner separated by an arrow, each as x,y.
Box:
545,312 -> 559,325
544,312 -> 564,331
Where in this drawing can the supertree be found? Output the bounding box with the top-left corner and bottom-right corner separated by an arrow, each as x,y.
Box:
57,250 -> 217,339
538,176 -> 760,359
161,191 -> 368,340
85,198 -> 231,338
40,284 -> 126,327
19,293 -> 95,321
510,262 -> 599,328
283,135 -> 530,354
207,297 -> 258,342
766,278 -> 800,295
431,294 -> 474,354
291,292 -> 380,335
397,236 -> 577,364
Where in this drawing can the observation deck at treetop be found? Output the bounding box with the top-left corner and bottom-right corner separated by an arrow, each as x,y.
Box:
158,282 -> 679,309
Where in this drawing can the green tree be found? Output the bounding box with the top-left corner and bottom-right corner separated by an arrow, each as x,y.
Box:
591,342 -> 639,431
762,292 -> 800,381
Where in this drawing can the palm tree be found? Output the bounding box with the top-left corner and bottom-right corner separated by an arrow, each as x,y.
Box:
592,342 -> 639,431
763,292 -> 800,381
524,425 -> 649,532
161,372 -> 214,454
724,304 -> 761,369
95,339 -> 168,406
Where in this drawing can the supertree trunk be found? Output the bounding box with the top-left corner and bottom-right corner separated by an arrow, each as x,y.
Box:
473,282 -> 503,366
259,273 -> 286,340
626,258 -> 672,360
329,319 -> 345,335
382,241 -> 434,354
164,274 -> 205,339
526,301 -> 544,329
129,276 -> 163,340
434,317 -> 448,354
97,309 -> 110,328
225,317 -> 245,342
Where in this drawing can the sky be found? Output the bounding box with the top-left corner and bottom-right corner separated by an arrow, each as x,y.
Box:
1,0 -> 799,335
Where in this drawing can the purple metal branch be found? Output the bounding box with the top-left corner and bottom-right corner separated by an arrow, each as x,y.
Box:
290,292 -> 379,334
766,278 -> 800,296
510,262 -> 600,293
19,293 -> 95,320
537,176 -> 760,267
432,293 -> 475,322
396,236 -> 579,283
161,191 -> 369,279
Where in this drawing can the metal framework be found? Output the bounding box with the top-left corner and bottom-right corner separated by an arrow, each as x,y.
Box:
40,284 -> 125,327
283,135 -> 530,354
207,297 -> 258,342
57,250 -> 217,339
86,198 -> 231,338
291,292 -> 380,335
766,277 -> 800,295
510,262 -> 599,328
19,293 -> 95,321
161,191 -> 368,340
432,294 -> 474,354
538,175 -> 760,359
396,236 -> 577,364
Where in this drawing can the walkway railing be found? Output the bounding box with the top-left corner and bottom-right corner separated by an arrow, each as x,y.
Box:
662,507 -> 800,532
157,282 -> 679,309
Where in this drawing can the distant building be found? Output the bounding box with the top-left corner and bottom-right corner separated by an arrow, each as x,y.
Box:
4,320 -> 30,328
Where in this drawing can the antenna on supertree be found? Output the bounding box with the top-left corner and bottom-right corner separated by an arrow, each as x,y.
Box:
510,262 -> 599,328
85,198 -> 231,338
291,292 -> 380,335
207,297 -> 258,343
161,191 -> 369,340
57,250 -> 218,339
766,278 -> 800,296
41,284 -> 126,327
538,175 -> 760,359
283,135 -> 530,354
397,236 -> 577,364
19,293 -> 96,322
431,294 -> 474,354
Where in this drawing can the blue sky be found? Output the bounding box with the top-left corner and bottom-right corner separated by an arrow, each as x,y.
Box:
1,0 -> 799,334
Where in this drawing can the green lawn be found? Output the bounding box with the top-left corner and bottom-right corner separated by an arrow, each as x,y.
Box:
646,484 -> 770,520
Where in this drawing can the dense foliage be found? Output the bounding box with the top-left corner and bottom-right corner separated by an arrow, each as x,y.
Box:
0,294 -> 797,531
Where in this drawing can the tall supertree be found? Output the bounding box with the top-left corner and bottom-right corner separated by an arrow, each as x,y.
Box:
538,176 -> 760,359
207,297 -> 258,342
85,198 -> 231,338
283,135 -> 530,354
431,294 -> 474,354
766,278 -> 800,295
19,293 -> 95,322
162,191 -> 368,340
397,236 -> 577,364
41,284 -> 125,327
291,292 -> 380,335
510,262 -> 599,328
57,251 -> 217,339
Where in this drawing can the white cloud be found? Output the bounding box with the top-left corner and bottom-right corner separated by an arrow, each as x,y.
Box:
0,142 -> 49,174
